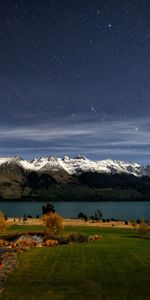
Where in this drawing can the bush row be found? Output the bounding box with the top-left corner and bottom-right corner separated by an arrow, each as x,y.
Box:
44,233 -> 102,245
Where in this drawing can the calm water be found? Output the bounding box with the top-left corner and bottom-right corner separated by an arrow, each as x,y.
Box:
0,201 -> 150,220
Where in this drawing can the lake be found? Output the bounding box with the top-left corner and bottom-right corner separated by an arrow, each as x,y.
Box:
0,201 -> 150,220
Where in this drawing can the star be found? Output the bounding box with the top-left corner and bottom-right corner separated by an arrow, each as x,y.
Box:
91,105 -> 96,113
135,127 -> 139,132
108,24 -> 112,28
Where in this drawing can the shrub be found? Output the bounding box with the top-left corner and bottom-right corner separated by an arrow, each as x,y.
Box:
57,237 -> 69,245
68,233 -> 88,243
0,211 -> 9,234
45,239 -> 58,247
42,212 -> 63,237
88,234 -> 102,241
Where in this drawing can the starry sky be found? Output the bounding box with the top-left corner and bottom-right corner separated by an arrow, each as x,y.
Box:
0,0 -> 150,164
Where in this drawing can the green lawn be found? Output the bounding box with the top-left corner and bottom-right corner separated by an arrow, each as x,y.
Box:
8,224 -> 44,233
0,227 -> 150,300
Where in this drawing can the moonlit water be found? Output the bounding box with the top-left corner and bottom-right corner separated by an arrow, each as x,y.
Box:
0,201 -> 150,220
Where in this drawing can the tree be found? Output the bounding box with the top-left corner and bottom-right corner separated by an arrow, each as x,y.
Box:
23,214 -> 27,224
42,202 -> 55,215
0,211 -> 9,234
42,212 -> 63,237
90,215 -> 95,223
94,209 -> 103,222
97,209 -> 103,220
78,212 -> 88,221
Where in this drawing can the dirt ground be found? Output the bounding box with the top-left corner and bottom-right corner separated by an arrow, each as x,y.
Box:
7,217 -> 135,229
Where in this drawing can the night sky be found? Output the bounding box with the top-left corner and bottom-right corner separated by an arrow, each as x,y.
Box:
0,0 -> 150,164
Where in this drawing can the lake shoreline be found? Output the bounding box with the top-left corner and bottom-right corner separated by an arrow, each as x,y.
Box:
0,199 -> 150,202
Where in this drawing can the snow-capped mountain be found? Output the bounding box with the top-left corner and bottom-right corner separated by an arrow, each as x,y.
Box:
22,155 -> 150,177
0,155 -> 148,177
0,155 -> 150,201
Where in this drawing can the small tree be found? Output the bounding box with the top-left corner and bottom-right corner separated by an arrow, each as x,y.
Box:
97,209 -> 103,220
78,212 -> 88,221
0,211 -> 9,234
130,219 -> 137,229
42,212 -> 63,237
23,214 -> 27,224
90,215 -> 95,223
138,218 -> 150,236
42,202 -> 55,215
94,209 -> 103,222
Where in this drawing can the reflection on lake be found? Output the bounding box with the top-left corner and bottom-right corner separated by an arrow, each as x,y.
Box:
0,201 -> 150,220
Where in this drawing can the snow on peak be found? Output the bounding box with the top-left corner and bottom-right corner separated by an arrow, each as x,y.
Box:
0,156 -> 23,166
74,155 -> 88,160
0,155 -> 148,177
26,156 -> 144,176
63,156 -> 70,161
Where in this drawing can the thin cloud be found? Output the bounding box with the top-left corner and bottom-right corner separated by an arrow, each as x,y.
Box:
0,116 -> 150,162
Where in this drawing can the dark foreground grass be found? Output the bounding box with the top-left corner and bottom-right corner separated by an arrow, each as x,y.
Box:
0,227 -> 150,300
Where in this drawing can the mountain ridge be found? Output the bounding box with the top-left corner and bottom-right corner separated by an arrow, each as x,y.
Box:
0,155 -> 148,177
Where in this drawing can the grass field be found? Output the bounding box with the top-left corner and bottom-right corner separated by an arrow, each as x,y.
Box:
0,226 -> 150,300
8,224 -> 44,233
